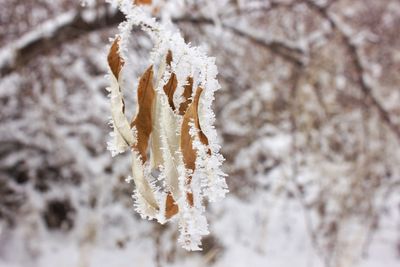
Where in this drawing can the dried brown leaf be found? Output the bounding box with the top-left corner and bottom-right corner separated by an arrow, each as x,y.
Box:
163,73 -> 177,110
180,87 -> 210,206
181,87 -> 209,170
131,66 -> 155,162
107,37 -> 124,79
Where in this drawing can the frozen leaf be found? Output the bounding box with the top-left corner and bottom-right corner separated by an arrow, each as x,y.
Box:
107,36 -> 135,155
180,87 -> 210,206
131,151 -> 159,214
107,37 -> 124,79
158,93 -> 181,219
150,92 -> 164,169
106,2 -> 227,251
181,87 -> 209,171
131,66 -> 155,163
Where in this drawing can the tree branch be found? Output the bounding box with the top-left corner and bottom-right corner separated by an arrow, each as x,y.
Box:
0,9 -> 125,77
1,5 -> 306,77
174,16 -> 306,67
304,0 -> 400,141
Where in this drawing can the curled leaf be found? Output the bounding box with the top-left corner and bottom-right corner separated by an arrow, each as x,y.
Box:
180,87 -> 210,206
181,87 -> 209,170
131,151 -> 159,212
108,37 -> 124,79
159,88 -> 181,219
107,37 -> 135,153
150,93 -> 164,169
131,66 -> 155,162
106,5 -> 227,250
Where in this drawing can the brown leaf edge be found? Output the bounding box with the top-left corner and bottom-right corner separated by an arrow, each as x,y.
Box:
130,66 -> 155,163
178,77 -> 193,115
163,50 -> 177,111
107,37 -> 124,79
180,87 -> 210,207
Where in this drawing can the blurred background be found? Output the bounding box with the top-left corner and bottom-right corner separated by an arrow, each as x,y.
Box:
1,0 -> 400,266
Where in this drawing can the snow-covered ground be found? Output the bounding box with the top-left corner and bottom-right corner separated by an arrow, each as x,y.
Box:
1,192 -> 398,267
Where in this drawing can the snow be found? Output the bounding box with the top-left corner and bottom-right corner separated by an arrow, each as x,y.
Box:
2,190 -> 398,267
1,0 -> 399,266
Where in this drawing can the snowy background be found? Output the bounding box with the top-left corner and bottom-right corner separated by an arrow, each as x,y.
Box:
1,0 -> 400,267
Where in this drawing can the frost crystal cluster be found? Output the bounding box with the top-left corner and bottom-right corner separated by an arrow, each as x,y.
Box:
105,0 -> 228,250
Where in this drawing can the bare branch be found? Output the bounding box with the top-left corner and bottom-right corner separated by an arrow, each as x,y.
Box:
0,9 -> 124,77
304,0 -> 400,141
174,16 -> 306,66
1,5 -> 306,77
